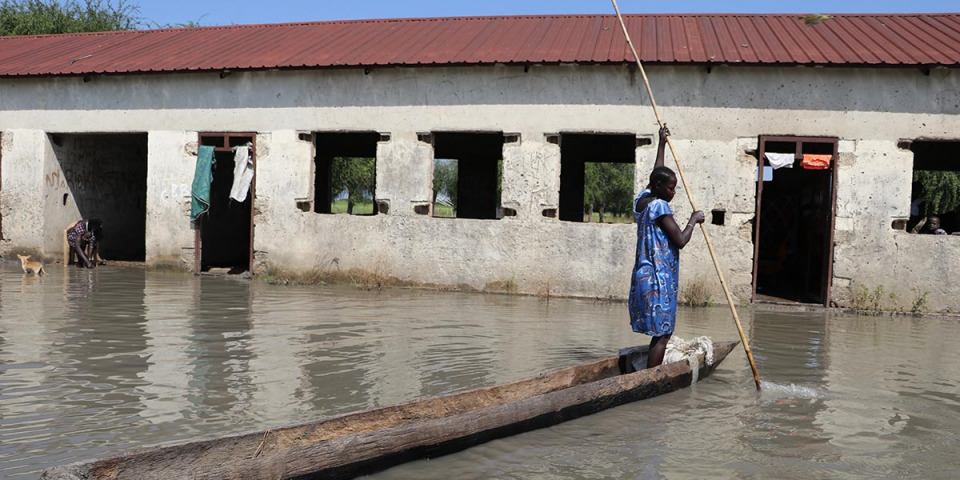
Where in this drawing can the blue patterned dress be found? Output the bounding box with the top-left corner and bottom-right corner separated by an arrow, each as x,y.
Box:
628,189 -> 679,336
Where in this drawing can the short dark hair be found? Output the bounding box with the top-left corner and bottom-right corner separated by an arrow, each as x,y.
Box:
649,166 -> 676,188
88,217 -> 103,239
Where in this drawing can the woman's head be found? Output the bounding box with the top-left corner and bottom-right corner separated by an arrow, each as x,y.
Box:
649,166 -> 678,202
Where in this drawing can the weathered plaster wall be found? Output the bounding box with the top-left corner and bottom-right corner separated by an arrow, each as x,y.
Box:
833,139 -> 960,311
43,134 -> 78,257
501,132 -> 561,218
375,132 -> 435,216
1,130 -> 49,254
0,64 -> 958,309
144,131 -> 200,268
252,130 -> 314,269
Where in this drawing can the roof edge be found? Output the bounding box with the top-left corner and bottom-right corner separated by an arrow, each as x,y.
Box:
2,12 -> 959,41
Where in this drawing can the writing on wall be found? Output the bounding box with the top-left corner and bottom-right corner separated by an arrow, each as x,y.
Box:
45,171 -> 67,189
46,168 -> 144,196
160,183 -> 191,203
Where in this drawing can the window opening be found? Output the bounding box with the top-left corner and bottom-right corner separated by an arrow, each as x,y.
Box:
314,132 -> 380,215
711,209 -> 726,226
559,134 -> 636,223
907,141 -> 960,235
753,136 -> 837,306
432,132 -> 503,220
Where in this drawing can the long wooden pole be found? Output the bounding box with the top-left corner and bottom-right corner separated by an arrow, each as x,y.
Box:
610,1 -> 762,390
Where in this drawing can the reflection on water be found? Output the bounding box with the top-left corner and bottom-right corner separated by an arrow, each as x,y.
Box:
1,262 -> 959,479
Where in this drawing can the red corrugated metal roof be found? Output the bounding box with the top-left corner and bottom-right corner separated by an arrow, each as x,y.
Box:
0,13 -> 958,77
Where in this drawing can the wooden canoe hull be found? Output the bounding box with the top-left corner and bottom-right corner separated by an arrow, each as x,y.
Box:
42,341 -> 737,480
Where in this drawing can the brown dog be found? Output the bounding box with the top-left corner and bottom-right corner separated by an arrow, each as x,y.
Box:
17,254 -> 45,276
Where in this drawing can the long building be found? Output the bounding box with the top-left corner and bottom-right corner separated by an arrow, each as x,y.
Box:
0,13 -> 958,310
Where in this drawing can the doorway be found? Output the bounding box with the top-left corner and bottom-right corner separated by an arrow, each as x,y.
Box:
753,136 -> 838,306
195,133 -> 256,274
47,133 -> 148,261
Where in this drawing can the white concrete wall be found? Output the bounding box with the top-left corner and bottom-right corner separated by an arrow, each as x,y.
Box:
1,130 -> 50,253
0,64 -> 958,310
253,130 -> 315,269
502,132 -> 561,218
375,132 -> 434,216
43,134 -> 77,255
144,131 -> 198,268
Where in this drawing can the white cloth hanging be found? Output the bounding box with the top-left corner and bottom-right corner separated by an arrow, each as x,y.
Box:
229,145 -> 254,202
765,152 -> 795,170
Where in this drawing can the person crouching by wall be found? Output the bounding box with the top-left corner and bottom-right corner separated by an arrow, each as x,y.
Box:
66,218 -> 104,268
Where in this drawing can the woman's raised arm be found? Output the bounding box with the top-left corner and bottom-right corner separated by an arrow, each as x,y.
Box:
654,125 -> 669,170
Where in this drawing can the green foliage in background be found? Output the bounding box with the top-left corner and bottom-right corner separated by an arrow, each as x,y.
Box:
331,157 -> 376,215
330,199 -> 374,215
0,0 -> 140,35
584,162 -> 634,223
432,159 -> 502,218
915,170 -> 960,215
0,0 -> 205,35
433,158 -> 458,212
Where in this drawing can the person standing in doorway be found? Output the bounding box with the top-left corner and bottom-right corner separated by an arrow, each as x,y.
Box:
628,126 -> 705,368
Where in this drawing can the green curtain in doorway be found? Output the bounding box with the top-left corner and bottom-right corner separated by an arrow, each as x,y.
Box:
191,145 -> 216,223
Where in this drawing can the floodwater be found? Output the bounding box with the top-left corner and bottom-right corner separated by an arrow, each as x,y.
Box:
1,263 -> 959,479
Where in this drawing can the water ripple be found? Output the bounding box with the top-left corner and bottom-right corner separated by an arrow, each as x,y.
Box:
3,264 -> 960,479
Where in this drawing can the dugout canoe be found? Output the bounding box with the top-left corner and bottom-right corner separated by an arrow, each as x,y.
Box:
42,341 -> 737,480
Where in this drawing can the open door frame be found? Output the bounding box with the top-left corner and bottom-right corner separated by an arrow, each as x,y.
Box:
194,132 -> 257,275
752,135 -> 838,306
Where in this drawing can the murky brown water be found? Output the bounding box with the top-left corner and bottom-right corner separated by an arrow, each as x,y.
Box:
1,262 -> 959,479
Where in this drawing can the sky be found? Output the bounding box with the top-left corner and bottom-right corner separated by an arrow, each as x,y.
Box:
136,0 -> 958,28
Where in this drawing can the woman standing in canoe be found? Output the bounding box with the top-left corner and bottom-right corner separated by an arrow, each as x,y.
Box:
629,126 -> 704,368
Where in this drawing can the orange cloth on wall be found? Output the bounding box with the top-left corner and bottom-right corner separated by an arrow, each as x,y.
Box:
800,154 -> 832,170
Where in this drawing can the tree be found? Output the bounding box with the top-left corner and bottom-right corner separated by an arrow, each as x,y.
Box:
330,157 -> 376,214
584,162 -> 633,223
915,170 -> 960,216
433,159 -> 458,213
0,0 -> 141,35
